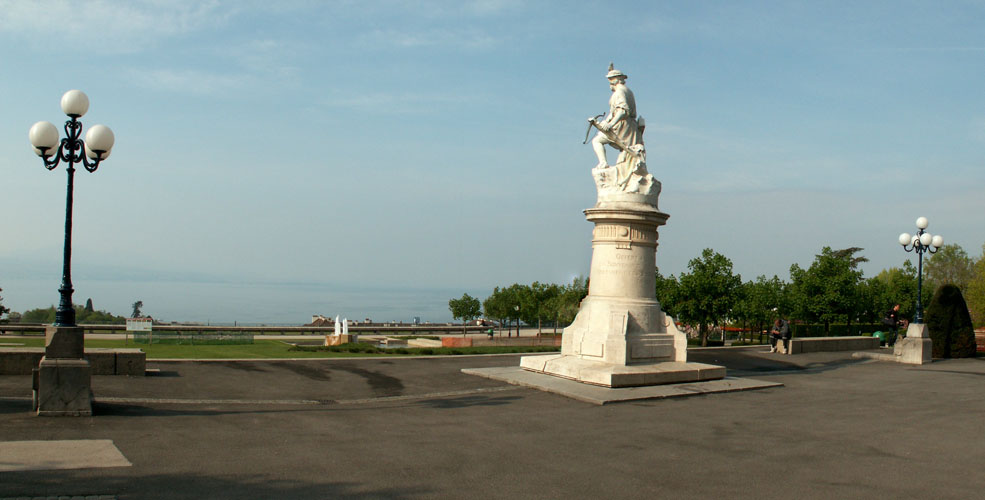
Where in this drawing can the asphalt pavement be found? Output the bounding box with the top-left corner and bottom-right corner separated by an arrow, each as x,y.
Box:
1,347 -> 984,499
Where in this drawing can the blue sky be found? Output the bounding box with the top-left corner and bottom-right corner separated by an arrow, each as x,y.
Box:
2,1 -> 983,323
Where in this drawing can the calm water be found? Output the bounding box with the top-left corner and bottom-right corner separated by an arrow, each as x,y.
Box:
1,278 -> 478,325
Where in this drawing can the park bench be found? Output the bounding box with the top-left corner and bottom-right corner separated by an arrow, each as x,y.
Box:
776,336 -> 880,355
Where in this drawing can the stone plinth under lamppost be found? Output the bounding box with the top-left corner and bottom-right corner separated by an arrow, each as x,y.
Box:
29,90 -> 115,416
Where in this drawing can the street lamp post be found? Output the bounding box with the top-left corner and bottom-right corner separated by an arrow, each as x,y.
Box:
28,90 -> 114,416
898,216 -> 943,324
29,90 -> 115,328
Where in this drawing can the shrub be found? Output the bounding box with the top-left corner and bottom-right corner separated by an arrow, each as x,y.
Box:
925,284 -> 977,358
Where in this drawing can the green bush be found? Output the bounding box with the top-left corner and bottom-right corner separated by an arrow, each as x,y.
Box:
926,284 -> 977,358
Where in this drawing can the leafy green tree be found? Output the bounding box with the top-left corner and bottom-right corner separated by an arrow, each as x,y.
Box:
675,248 -> 741,346
448,293 -> 481,335
965,244 -> 985,327
546,277 -> 588,332
788,247 -> 864,335
734,275 -> 784,342
483,284 -> 526,337
21,306 -> 56,324
924,244 -> 974,294
871,260 -> 932,324
520,282 -> 560,333
0,287 -> 9,319
857,277 -> 887,324
84,298 -> 94,313
482,287 -> 510,334
925,284 -> 976,358
506,283 -> 530,337
131,300 -> 144,318
654,270 -> 680,318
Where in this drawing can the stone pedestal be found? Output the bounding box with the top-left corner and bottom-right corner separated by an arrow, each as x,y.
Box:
44,324 -> 84,358
520,197 -> 725,387
893,322 -> 932,365
325,334 -> 358,346
35,326 -> 92,416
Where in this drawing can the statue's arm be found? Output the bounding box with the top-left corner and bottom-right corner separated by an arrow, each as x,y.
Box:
599,107 -> 626,132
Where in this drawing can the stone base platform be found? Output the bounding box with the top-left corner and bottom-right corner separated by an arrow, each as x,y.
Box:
35,357 -> 93,416
853,323 -> 932,365
519,354 -> 725,388
463,366 -> 780,405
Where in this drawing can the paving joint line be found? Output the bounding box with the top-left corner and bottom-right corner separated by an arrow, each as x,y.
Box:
1,386 -> 522,407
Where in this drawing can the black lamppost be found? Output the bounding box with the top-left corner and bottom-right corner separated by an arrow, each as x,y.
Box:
898,216 -> 943,324
29,90 -> 115,328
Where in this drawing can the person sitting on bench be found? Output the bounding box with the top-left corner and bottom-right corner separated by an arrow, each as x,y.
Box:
769,317 -> 791,353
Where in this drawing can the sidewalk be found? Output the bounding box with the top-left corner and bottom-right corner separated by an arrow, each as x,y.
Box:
2,349 -> 984,499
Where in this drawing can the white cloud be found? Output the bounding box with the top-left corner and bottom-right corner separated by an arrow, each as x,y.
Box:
359,27 -> 499,50
127,68 -> 247,94
318,91 -> 472,114
0,0 -> 231,53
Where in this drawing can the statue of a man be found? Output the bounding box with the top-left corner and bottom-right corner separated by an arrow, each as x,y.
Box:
589,63 -> 643,169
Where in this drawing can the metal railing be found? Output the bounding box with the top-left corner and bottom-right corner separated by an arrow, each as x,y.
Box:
0,323 -> 492,336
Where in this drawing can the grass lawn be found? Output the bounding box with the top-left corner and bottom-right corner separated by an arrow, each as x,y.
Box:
0,337 -> 560,360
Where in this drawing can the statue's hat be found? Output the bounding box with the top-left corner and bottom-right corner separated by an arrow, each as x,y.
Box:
606,62 -> 627,80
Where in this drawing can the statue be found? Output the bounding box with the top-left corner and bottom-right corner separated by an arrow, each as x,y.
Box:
586,63 -> 659,204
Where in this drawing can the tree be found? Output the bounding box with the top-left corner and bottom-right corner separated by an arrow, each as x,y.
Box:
21,305 -> 127,324
925,284 -> 976,358
505,283 -> 529,337
966,244 -> 985,327
448,293 -> 481,336
482,285 -> 525,337
924,244 -> 974,294
84,298 -> 94,313
675,248 -> 741,346
0,287 -> 9,319
131,300 -> 143,318
871,260 -> 931,325
787,247 -> 864,335
546,277 -> 588,332
521,282 -> 559,334
733,275 -> 784,342
482,287 -> 510,335
654,269 -> 680,318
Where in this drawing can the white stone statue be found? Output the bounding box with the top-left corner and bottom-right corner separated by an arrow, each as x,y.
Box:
587,63 -> 659,205
342,318 -> 349,336
334,315 -> 341,336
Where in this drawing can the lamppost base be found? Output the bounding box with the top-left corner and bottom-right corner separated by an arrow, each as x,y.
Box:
35,325 -> 92,416
45,325 -> 85,358
34,357 -> 93,416
893,323 -> 932,365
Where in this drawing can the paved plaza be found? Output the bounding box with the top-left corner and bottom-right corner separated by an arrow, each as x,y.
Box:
1,348 -> 984,499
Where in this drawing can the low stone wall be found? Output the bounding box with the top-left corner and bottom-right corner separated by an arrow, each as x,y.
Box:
0,348 -> 145,375
784,336 -> 880,355
442,337 -> 562,348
